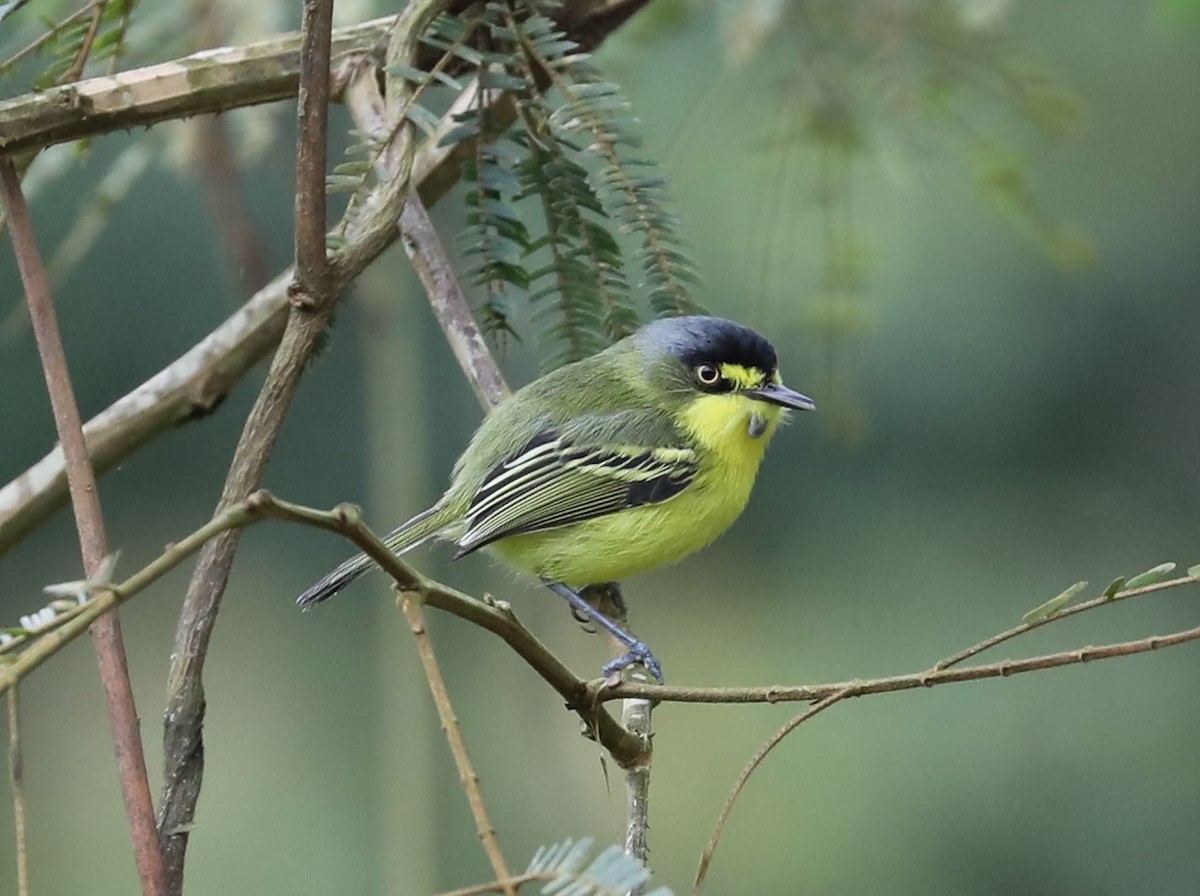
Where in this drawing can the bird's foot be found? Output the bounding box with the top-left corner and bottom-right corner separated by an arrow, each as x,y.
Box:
601,640 -> 664,685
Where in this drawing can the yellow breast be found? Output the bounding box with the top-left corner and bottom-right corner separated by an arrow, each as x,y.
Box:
491,393 -> 782,586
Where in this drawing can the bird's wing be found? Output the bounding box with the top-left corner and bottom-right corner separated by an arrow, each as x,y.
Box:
454,430 -> 698,557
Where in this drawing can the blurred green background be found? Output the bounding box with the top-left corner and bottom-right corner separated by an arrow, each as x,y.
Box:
2,1 -> 1199,894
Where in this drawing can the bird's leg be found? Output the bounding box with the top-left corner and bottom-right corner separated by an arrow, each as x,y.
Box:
569,581 -> 628,630
543,580 -> 663,683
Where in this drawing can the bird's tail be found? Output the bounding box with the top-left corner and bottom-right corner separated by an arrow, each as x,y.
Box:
296,504 -> 452,607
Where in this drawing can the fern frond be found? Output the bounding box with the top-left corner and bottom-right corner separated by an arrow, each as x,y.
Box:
508,2 -> 703,320
461,138 -> 530,348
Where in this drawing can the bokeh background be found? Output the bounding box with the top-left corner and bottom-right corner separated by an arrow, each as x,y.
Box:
2,1 -> 1199,894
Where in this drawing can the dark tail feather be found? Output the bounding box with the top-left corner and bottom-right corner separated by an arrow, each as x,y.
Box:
296,505 -> 447,607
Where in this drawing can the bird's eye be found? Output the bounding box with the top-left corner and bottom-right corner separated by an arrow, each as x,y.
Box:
695,363 -> 721,386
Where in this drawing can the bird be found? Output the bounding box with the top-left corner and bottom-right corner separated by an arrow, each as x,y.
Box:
297,315 -> 815,681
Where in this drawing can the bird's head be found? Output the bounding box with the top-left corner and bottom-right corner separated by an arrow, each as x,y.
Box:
633,315 -> 815,443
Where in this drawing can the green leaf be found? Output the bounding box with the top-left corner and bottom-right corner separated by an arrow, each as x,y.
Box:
1023,581 -> 1087,624
1124,563 -> 1177,589
1101,577 -> 1126,600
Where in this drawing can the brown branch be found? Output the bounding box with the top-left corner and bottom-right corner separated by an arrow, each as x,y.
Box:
0,489 -> 643,765
293,0 -> 333,295
400,195 -> 510,408
601,622 -> 1200,706
156,3 -> 445,888
0,16 -> 399,155
0,2 -> 648,156
400,597 -> 518,896
0,159 -> 167,896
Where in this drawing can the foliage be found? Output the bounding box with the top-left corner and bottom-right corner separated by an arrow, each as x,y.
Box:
386,0 -> 703,367
0,0 -> 138,87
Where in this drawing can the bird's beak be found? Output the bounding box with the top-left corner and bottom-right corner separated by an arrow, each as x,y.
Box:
745,382 -> 816,411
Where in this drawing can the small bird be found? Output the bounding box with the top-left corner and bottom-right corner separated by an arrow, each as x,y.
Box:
297,315 -> 815,681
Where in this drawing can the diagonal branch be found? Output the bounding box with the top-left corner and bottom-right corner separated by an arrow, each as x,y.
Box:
401,597 -> 518,896
0,160 -> 167,896
0,2 -> 651,156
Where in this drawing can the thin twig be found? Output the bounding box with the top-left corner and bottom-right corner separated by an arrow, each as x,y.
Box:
400,596 -> 518,896
687,571 -> 1200,890
691,690 -> 852,896
0,158 -> 167,896
932,574 -> 1194,670
8,687 -> 28,896
603,625 -> 1200,705
400,195 -> 510,408
61,0 -> 109,84
0,498 -> 269,693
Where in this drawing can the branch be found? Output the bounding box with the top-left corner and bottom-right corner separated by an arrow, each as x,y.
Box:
0,491 -> 642,764
0,2 -> 651,156
0,160 -> 167,895
293,0 -> 333,296
61,0 -> 108,85
400,195 -> 510,408
401,597 -> 518,896
684,572 -> 1200,892
0,16 -> 399,154
620,676 -> 654,894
